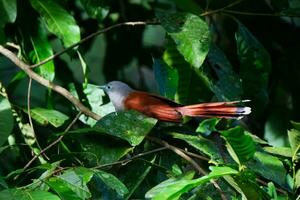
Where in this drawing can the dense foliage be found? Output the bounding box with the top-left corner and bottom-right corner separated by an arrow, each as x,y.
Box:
0,0 -> 300,199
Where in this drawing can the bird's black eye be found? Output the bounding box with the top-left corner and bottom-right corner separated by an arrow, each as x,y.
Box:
107,85 -> 111,89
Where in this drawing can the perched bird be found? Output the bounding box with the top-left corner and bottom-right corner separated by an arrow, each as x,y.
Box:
100,81 -> 251,122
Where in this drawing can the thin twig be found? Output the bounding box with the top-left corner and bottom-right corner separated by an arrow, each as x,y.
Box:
0,45 -> 100,120
22,112 -> 82,171
147,136 -> 228,200
30,21 -> 159,69
147,136 -> 207,175
93,147 -> 168,169
201,0 -> 246,16
27,77 -> 49,160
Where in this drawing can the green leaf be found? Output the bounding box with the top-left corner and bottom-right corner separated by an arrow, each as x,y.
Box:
0,0 -> 17,43
17,1 -> 55,81
236,22 -> 271,115
145,166 -> 238,200
80,0 -> 109,21
80,84 -> 115,126
295,169 -> 300,189
196,118 -> 221,136
0,93 -> 14,147
263,146 -> 292,157
94,170 -> 129,197
171,132 -> 222,163
247,151 -> 288,190
157,12 -> 210,69
30,0 -> 80,47
288,128 -> 300,162
26,107 -> 69,128
153,58 -> 178,99
291,121 -> 300,131
48,168 -> 93,200
0,189 -> 60,200
94,110 -> 157,146
163,37 -> 212,105
208,45 -> 243,101
221,126 -> 256,164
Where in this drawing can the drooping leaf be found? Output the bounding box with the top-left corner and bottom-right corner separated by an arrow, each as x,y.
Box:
145,166 -> 238,200
24,107 -> 69,128
30,0 -> 80,47
208,45 -> 243,101
80,0 -> 109,21
221,126 -> 256,164
0,189 -> 60,200
153,58 -> 178,99
17,1 -> 55,81
94,110 -> 157,146
157,12 -> 211,69
236,22 -> 271,115
171,132 -> 223,163
94,170 -> 129,197
163,37 -> 212,105
0,0 -> 17,43
47,177 -> 82,200
0,90 -> 14,146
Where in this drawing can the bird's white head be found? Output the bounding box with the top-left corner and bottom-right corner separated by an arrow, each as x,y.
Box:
100,81 -> 134,111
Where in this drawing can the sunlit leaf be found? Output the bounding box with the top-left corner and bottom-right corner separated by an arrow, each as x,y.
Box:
0,189 -> 60,200
263,146 -> 292,157
145,166 -> 238,200
288,128 -> 300,162
30,0 -> 80,47
25,107 -> 69,128
221,126 -> 256,164
158,12 -> 210,69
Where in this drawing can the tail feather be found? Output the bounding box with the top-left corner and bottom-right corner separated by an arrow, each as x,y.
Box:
177,100 -> 251,119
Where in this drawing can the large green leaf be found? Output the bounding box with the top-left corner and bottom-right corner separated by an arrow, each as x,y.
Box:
0,88 -> 14,146
0,0 -> 16,43
30,0 -> 80,47
163,37 -> 212,105
171,132 -> 223,163
80,0 -> 109,21
25,107 -> 69,128
145,166 -> 238,200
47,168 -> 93,200
208,45 -> 243,101
17,1 -> 55,81
0,189 -> 60,200
153,58 -> 178,99
94,110 -> 157,146
94,170 -> 129,198
221,126 -> 256,165
247,151 -> 288,190
158,12 -> 210,69
236,22 -> 271,115
288,128 -> 300,162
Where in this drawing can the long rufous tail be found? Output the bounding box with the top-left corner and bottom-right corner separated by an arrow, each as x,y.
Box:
177,100 -> 251,119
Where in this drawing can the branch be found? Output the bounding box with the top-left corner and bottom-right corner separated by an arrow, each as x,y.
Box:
0,45 -> 100,120
31,21 -> 159,68
22,112 -> 83,171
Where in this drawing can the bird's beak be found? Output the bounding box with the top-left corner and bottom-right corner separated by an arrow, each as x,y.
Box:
98,85 -> 106,90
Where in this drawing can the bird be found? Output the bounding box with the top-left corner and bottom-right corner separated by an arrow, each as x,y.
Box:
99,81 -> 251,122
